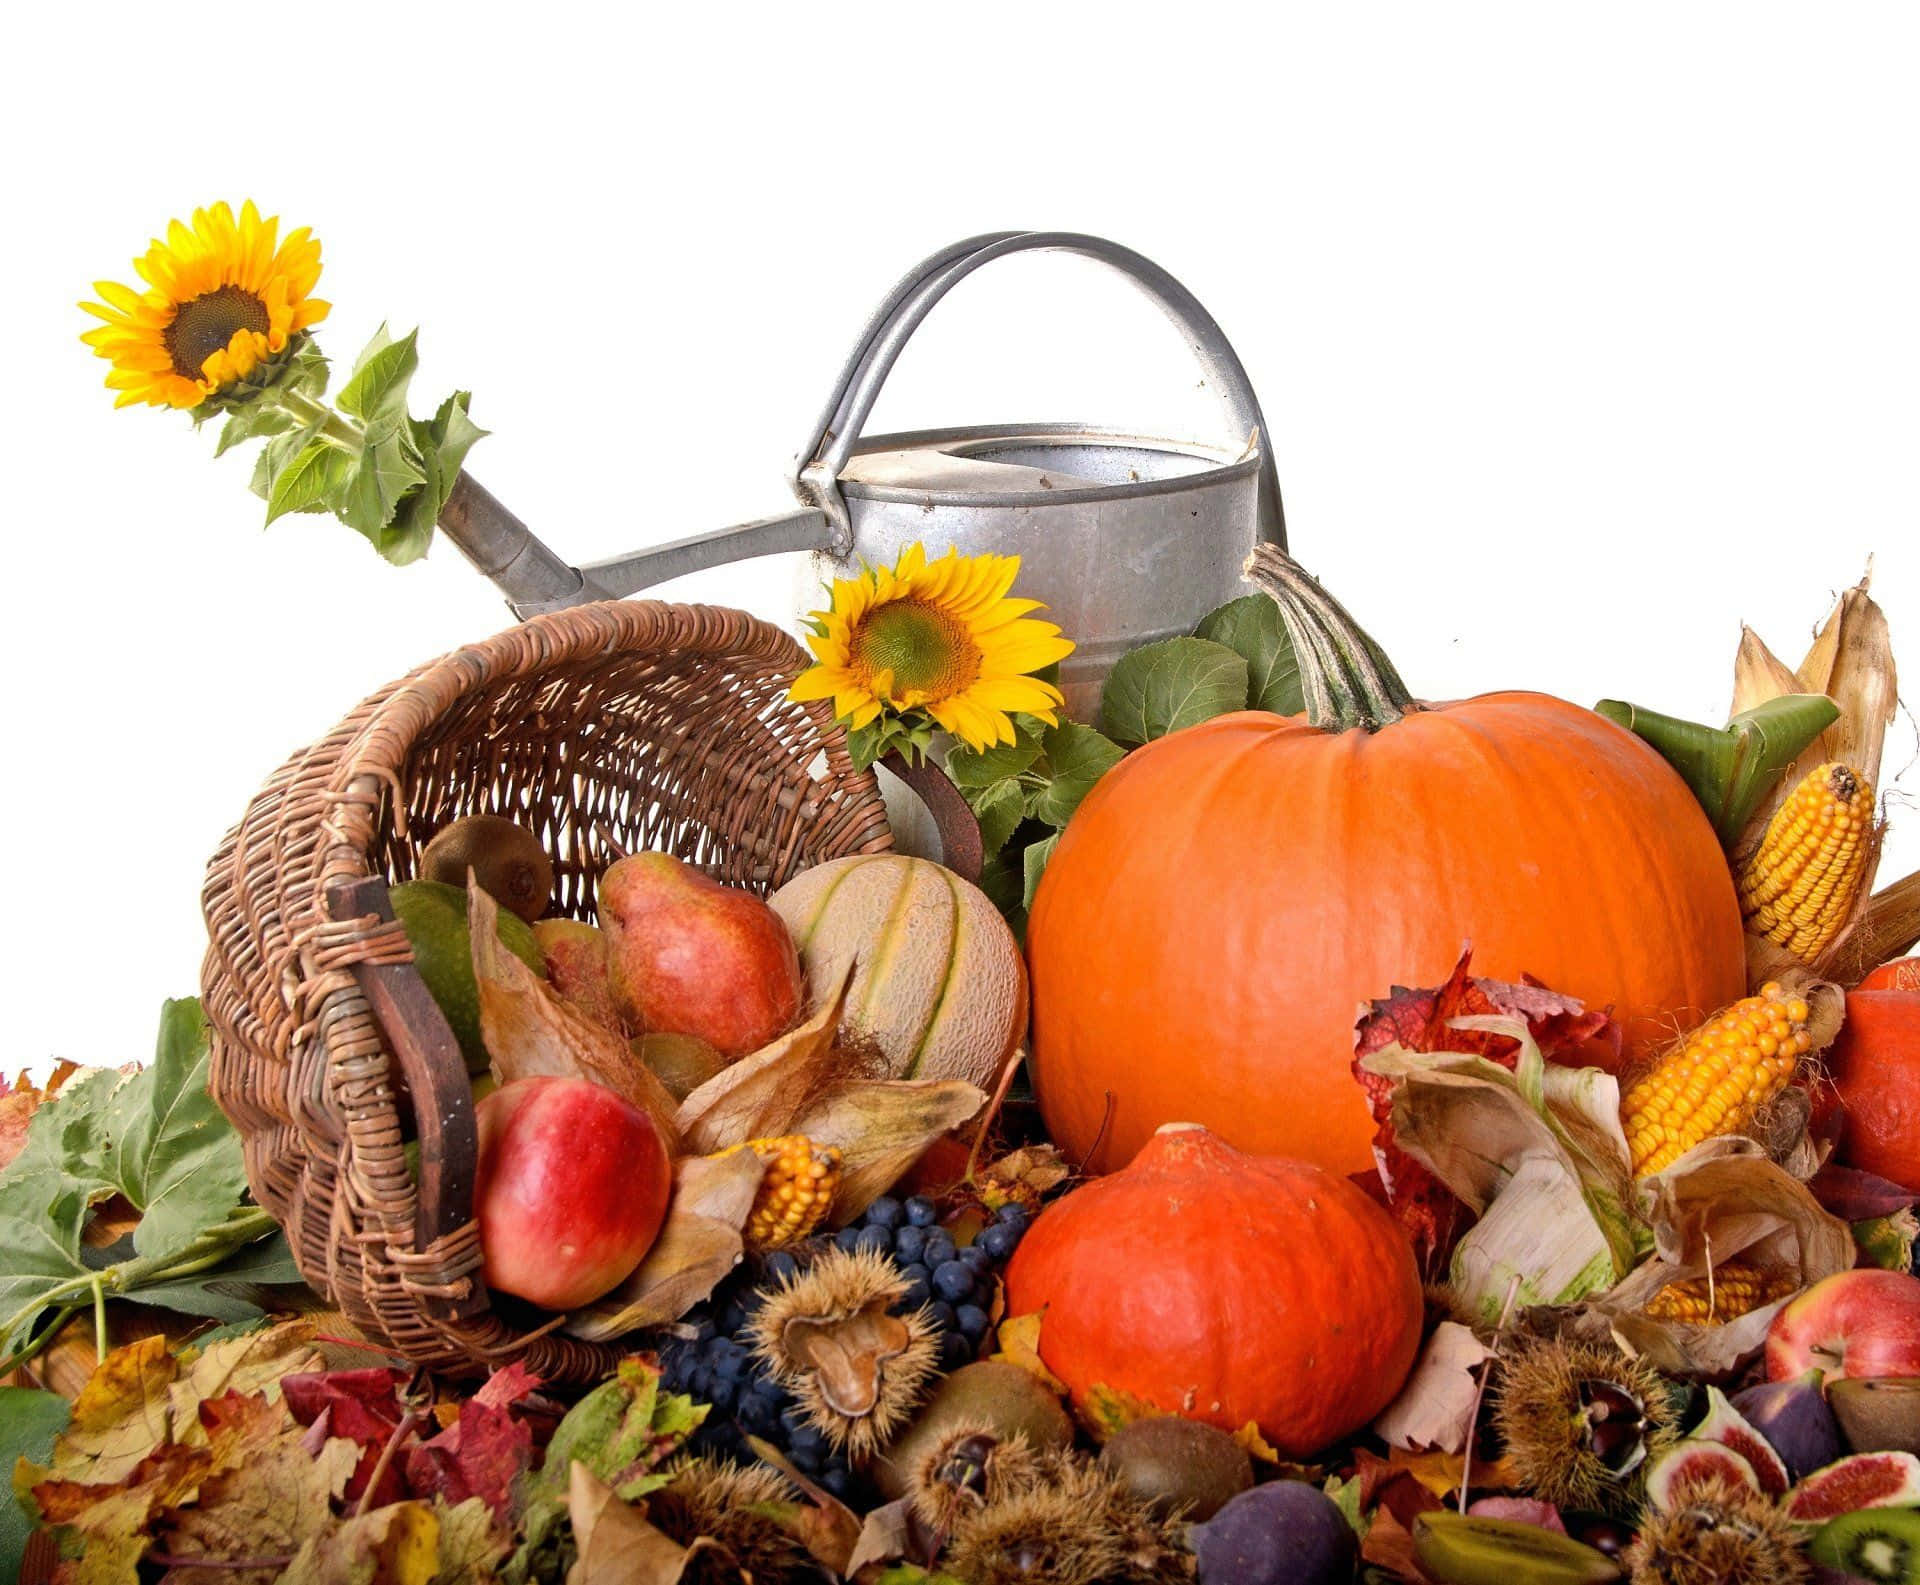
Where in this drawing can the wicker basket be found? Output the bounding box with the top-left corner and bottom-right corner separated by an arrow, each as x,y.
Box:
199,600 -> 902,1378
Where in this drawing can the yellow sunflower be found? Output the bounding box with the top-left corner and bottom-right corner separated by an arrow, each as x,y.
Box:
791,544 -> 1075,753
80,201 -> 329,409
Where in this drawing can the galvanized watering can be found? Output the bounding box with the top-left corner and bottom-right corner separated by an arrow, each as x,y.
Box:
438,230 -> 1287,719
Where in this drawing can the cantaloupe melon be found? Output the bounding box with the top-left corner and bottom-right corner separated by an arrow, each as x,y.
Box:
768,854 -> 1026,1089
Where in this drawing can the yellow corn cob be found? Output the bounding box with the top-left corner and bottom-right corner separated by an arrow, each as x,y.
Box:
1620,983 -> 1813,1177
727,1135 -> 842,1252
1643,1260 -> 1797,1324
1738,762 -> 1875,960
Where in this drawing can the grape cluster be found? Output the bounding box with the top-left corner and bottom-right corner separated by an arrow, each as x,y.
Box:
818,1193 -> 1031,1371
656,1194 -> 1032,1496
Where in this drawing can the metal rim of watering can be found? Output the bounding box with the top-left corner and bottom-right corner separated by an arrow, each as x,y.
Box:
790,228 -> 1287,552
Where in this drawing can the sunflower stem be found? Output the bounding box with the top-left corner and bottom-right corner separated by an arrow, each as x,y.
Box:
275,389 -> 365,452
1243,544 -> 1417,732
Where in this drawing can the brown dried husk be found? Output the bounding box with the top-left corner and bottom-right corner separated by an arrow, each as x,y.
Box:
1821,868 -> 1920,987
1730,574 -> 1899,980
470,882 -> 680,1141
1598,1136 -> 1855,1376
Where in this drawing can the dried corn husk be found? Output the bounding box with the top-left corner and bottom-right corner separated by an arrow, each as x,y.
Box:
1824,869 -> 1920,988
1359,1015 -> 1638,1323
1597,1136 -> 1853,1375
673,971 -> 854,1153
1730,573 -> 1898,981
470,883 -> 680,1140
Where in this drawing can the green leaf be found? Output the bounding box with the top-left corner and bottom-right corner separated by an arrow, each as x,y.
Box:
1594,692 -> 1841,845
249,421 -> 322,501
1,1386 -> 69,1584
1195,594 -> 1304,714
124,1231 -> 304,1322
265,436 -> 352,523
1029,722 -> 1126,827
337,431 -> 429,544
378,391 -> 489,568
213,401 -> 297,458
970,780 -> 1029,861
1100,636 -> 1249,747
1022,833 -> 1060,911
103,1000 -> 247,1260
335,324 -> 419,433
945,736 -> 1042,792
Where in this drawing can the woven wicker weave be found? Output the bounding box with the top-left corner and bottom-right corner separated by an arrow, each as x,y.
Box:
200,601 -> 895,1377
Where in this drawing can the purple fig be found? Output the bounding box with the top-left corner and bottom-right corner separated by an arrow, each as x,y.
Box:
1784,1451 -> 1920,1524
1190,1481 -> 1357,1584
1732,1368 -> 1845,1482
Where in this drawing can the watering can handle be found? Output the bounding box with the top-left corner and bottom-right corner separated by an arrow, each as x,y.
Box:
793,230 -> 1286,551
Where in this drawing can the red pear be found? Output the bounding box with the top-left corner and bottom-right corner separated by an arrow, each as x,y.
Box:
598,853 -> 803,1058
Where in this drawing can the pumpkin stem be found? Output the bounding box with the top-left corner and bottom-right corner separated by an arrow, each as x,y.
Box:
1243,545 -> 1417,732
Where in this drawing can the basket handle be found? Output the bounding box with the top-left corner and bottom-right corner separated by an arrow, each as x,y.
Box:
793,230 -> 1287,551
326,875 -> 491,1324
881,751 -> 983,883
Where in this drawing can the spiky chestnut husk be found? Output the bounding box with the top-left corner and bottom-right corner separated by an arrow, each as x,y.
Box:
1622,1474 -> 1812,1585
746,1246 -> 940,1458
945,1454 -> 1193,1585
646,1458 -> 825,1584
909,1421 -> 1045,1534
1494,1336 -> 1680,1515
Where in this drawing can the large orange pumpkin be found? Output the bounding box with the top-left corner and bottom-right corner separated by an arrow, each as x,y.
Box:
1003,1123 -> 1423,1457
1027,547 -> 1746,1178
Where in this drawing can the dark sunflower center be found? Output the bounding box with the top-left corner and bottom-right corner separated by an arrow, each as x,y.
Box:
162,286 -> 270,378
851,599 -> 980,698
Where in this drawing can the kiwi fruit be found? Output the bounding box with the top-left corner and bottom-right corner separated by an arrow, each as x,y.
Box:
1098,1415 -> 1252,1521
1807,1504 -> 1920,1583
1831,1378 -> 1920,1457
873,1360 -> 1075,1500
420,814 -> 554,922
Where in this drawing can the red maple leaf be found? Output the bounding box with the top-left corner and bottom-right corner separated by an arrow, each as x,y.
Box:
1352,949 -> 1620,1278
403,1361 -> 546,1518
280,1366 -> 415,1509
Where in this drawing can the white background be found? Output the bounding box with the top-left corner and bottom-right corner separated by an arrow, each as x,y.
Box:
5,4 -> 1915,1076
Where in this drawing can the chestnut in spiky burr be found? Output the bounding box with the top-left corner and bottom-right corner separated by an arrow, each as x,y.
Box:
646,1458 -> 826,1583
746,1246 -> 939,1458
1493,1335 -> 1679,1514
1623,1474 -> 1811,1585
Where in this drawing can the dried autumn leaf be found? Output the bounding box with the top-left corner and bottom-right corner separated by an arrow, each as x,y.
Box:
278,1498 -> 441,1585
48,1334 -> 177,1484
673,970 -> 853,1154
157,1397 -> 358,1585
429,1497 -> 510,1585
281,1368 -> 412,1509
1373,1321 -> 1494,1454
741,1438 -> 863,1575
1078,1381 -> 1164,1443
989,1311 -> 1067,1395
470,884 -> 679,1141
797,1078 -> 986,1223
1352,951 -> 1620,1279
565,1461 -> 712,1585
845,1497 -> 915,1576
1232,1422 -> 1284,1465
563,1148 -> 764,1341
171,1320 -> 323,1437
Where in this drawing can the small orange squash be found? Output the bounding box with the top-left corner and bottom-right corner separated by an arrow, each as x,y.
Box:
1002,1123 -> 1423,1458
1026,547 -> 1747,1177
1831,960 -> 1920,1191
768,854 -> 1027,1088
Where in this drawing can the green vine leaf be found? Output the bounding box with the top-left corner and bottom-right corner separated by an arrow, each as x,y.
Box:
1594,692 -> 1841,846
945,735 -> 1042,792
1029,722 -> 1125,827
1022,833 -> 1060,910
1195,594 -> 1303,714
1100,636 -> 1249,747
970,780 -> 1028,860
0,1386 -> 69,1583
264,436 -> 352,523
335,324 -> 420,437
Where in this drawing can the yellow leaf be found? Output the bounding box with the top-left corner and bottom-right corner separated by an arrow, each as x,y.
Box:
50,1335 -> 177,1484
674,971 -> 854,1154
564,1461 -> 711,1585
1232,1422 -> 1284,1465
1079,1382 -> 1165,1443
989,1312 -> 1066,1395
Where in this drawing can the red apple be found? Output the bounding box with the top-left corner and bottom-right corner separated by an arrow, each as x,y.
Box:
473,1075 -> 672,1309
598,852 -> 803,1057
1767,1269 -> 1920,1383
